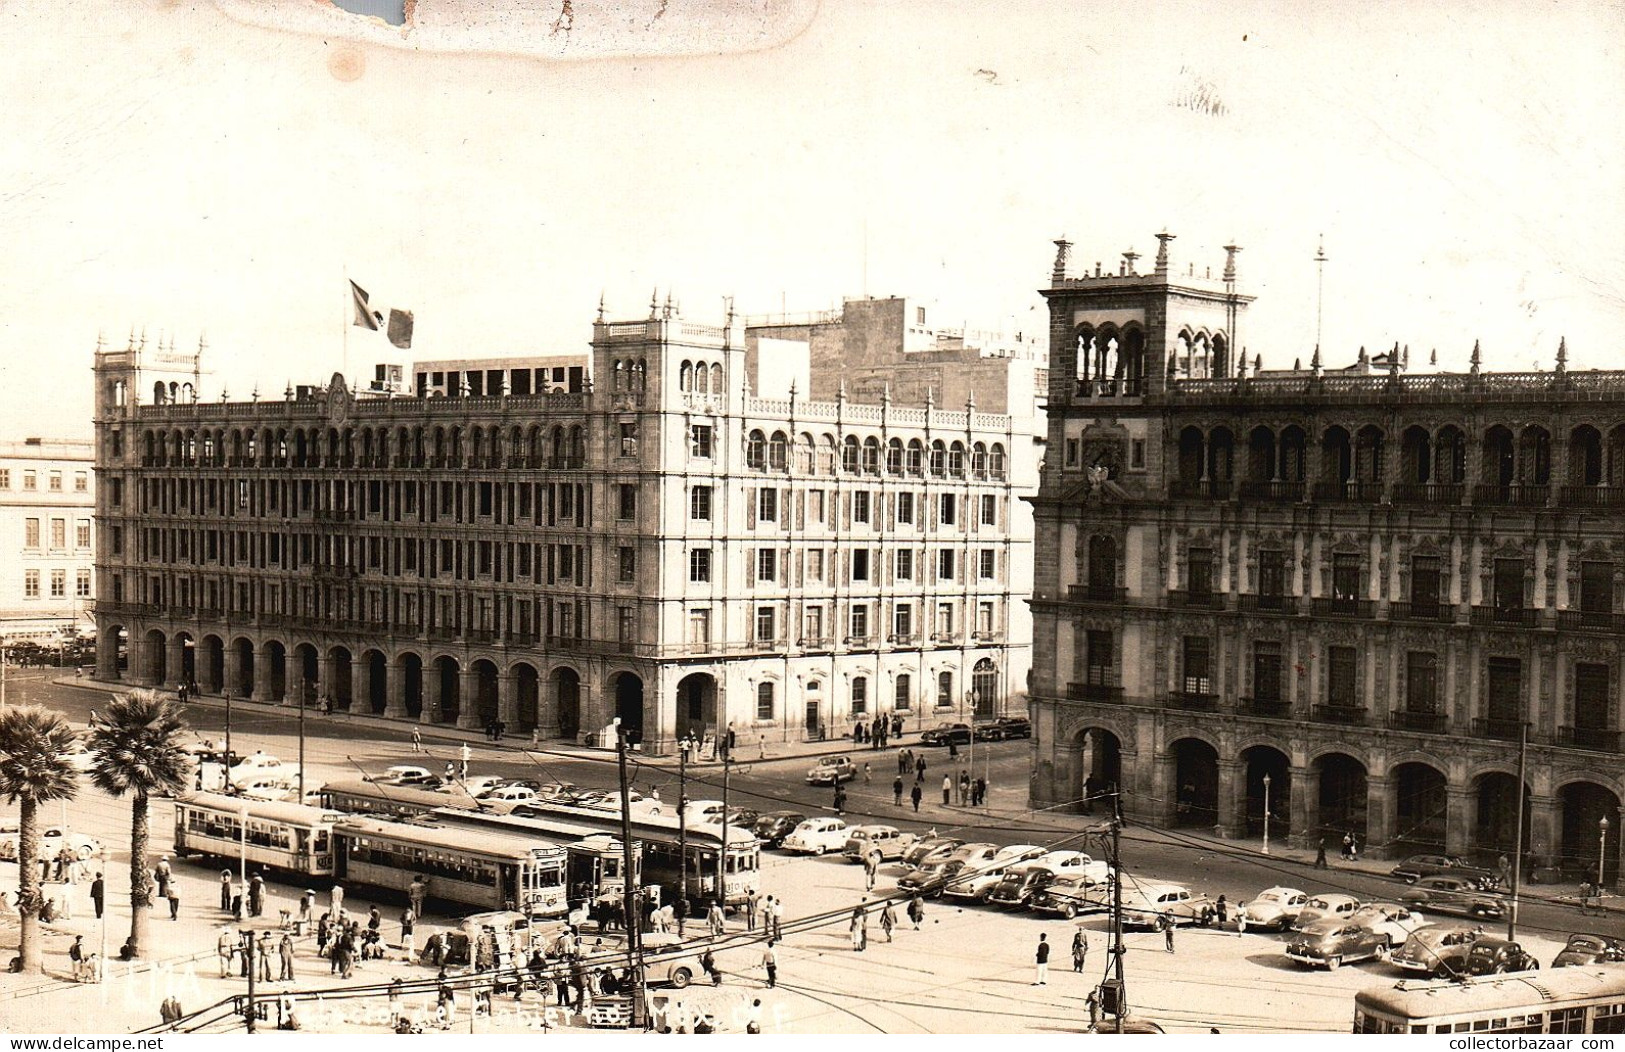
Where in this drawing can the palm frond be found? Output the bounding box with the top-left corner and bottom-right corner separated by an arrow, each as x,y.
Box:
0,706 -> 82,806
87,691 -> 192,799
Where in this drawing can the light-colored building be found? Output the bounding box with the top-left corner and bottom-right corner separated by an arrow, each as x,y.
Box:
1,437 -> 95,642
91,300 -> 1032,753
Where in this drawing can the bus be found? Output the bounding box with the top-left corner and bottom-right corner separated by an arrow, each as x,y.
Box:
172,793 -> 344,878
332,816 -> 570,919
437,801 -> 761,909
319,779 -> 482,819
1354,969 -> 1625,1034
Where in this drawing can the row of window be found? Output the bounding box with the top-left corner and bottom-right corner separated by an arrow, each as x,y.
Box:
739,431 -> 1010,480
22,518 -> 92,551
20,568 -> 92,600
0,468 -> 88,492
724,601 -> 1001,647
748,662 -> 1000,721
693,546 -> 1004,585
716,487 -> 1001,531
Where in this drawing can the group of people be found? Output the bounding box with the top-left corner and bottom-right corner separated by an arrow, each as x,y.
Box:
215,927 -> 298,983
844,895 -> 927,953
483,719 -> 509,742
1311,832 -> 1363,868
853,713 -> 904,748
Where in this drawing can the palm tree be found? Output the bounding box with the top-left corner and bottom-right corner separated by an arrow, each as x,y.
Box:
0,706 -> 81,974
87,689 -> 191,960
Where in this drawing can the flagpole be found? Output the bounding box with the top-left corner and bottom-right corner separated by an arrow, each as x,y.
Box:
342,267 -> 350,381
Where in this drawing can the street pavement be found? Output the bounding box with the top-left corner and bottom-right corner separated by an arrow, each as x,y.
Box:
1,669 -> 1621,1033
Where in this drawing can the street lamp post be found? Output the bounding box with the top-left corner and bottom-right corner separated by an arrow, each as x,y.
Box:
1600,816 -> 1611,894
238,804 -> 249,887
1262,773 -> 1273,855
98,845 -> 109,983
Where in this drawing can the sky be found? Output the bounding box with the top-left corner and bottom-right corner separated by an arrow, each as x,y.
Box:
1,0 -> 1622,436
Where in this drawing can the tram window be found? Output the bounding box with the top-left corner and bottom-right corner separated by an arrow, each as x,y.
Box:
1409,1026 -> 1426,1034
1595,1007 -> 1625,1034
1550,1008 -> 1587,1034
314,832 -> 329,852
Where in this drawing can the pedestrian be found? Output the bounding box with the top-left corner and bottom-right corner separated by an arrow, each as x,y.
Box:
1072,930 -> 1087,972
744,888 -> 759,932
942,774 -> 952,805
708,900 -> 725,938
959,771 -> 970,805
69,935 -> 87,982
1033,933 -> 1050,985
975,776 -> 988,807
1086,988 -> 1101,1031
217,927 -> 235,977
401,907 -> 416,956
1341,832 -> 1353,861
757,894 -> 772,935
771,897 -> 784,941
908,894 -> 924,929
879,901 -> 896,942
762,940 -> 777,988
369,905 -> 383,937
849,905 -> 867,952
864,762 -> 871,785
411,727 -> 422,753
672,896 -> 686,935
1215,894 -> 1228,927
167,882 -> 181,920
897,749 -> 908,777
863,853 -> 878,891
1160,911 -> 1175,953
249,873 -> 265,917
259,932 -> 274,981
299,889 -> 315,927
910,782 -> 922,812
893,776 -> 904,806
409,874 -> 427,917
916,755 -> 927,779
700,947 -> 721,985
220,870 -> 233,912
160,994 -> 182,1026
1348,835 -> 1360,862
1315,837 -> 1328,869
330,883 -> 345,917
278,933 -> 295,982
834,785 -> 846,814
153,856 -> 172,900
91,871 -> 104,919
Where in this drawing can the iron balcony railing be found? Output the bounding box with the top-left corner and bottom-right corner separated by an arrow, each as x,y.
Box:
1238,697 -> 1290,718
1310,597 -> 1374,619
1238,593 -> 1294,614
1555,610 -> 1625,633
1066,584 -> 1127,604
1167,691 -> 1219,712
1237,481 -> 1305,502
1391,483 -> 1465,505
1312,704 -> 1367,726
1556,726 -> 1624,753
1473,484 -> 1550,506
1470,606 -> 1539,628
1386,710 -> 1448,733
1068,682 -> 1125,704
1390,601 -> 1454,623
1471,717 -> 1526,742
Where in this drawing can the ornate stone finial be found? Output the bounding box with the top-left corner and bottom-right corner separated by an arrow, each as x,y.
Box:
1051,237 -> 1073,283
285,380 -> 294,400
881,382 -> 891,405
788,378 -> 798,402
1402,344 -> 1410,369
965,389 -> 976,412
220,384 -> 229,402
1252,352 -> 1261,373
1154,230 -> 1174,275
138,326 -> 148,352
1238,354 -> 1250,379
1292,357 -> 1300,371
596,291 -> 606,322
724,294 -> 735,325
1470,339 -> 1482,375
126,326 -> 136,352
1556,336 -> 1568,373
95,330 -> 105,353
925,386 -> 935,409
1389,343 -> 1400,376
741,371 -> 751,398
1357,345 -> 1369,365
1310,344 -> 1322,375
1430,348 -> 1438,367
662,292 -> 673,321
649,288 -> 659,320
1121,248 -> 1139,276
837,378 -> 848,402
1222,242 -> 1240,283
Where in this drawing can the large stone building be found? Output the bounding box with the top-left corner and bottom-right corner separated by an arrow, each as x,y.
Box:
1,437 -> 95,643
1029,231 -> 1625,882
91,300 -> 1031,754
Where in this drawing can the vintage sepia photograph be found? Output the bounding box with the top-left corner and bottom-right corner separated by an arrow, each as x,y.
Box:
2,0 -> 1624,1038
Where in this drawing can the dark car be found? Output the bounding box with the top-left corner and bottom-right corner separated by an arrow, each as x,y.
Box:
1389,854 -> 1499,887
1552,933 -> 1625,968
1284,918 -> 1390,970
752,811 -> 808,848
989,717 -> 1032,740
902,836 -> 965,867
1466,937 -> 1541,975
726,807 -> 761,829
1391,924 -> 1486,978
1398,875 -> 1507,919
920,722 -> 972,746
897,858 -> 967,898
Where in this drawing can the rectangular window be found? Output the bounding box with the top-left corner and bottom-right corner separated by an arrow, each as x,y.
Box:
1575,663 -> 1609,730
979,549 -> 996,579
755,605 -> 776,643
981,494 -> 997,526
1085,630 -> 1113,684
24,518 -> 39,549
941,493 -> 957,525
1253,641 -> 1282,701
757,548 -> 778,583
852,549 -> 870,582
808,549 -> 824,583
1131,439 -> 1146,470
1581,561 -> 1614,614
1487,657 -> 1522,723
938,549 -> 955,580
618,606 -> 636,643
76,520 -> 91,549
1065,438 -> 1080,467
893,603 -> 913,638
48,472 -> 61,492
617,484 -> 637,520
23,470 -> 36,490
1328,645 -> 1358,707
1410,555 -> 1441,610
804,606 -> 824,643
0,468 -> 8,488
896,549 -> 914,581
74,472 -> 88,492
849,604 -> 870,640
851,676 -> 868,717
1187,547 -> 1213,597
1258,549 -> 1285,598
978,601 -> 994,634
50,569 -> 65,598
23,569 -> 39,598
1182,636 -> 1212,694
758,488 -> 778,522
756,682 -> 775,721
618,546 -> 636,583
895,673 -> 912,712
1406,652 -> 1438,713
687,608 -> 712,645
75,568 -> 91,597
811,490 -> 826,523
852,490 -> 870,523
1493,559 -> 1524,612
936,602 -> 954,637
896,492 -> 914,524
690,486 -> 712,521
1332,553 -> 1361,602
690,424 -> 713,459
618,421 -> 638,457
689,548 -> 711,583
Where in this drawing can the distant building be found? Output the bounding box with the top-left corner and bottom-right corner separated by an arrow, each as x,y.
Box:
0,436 -> 95,642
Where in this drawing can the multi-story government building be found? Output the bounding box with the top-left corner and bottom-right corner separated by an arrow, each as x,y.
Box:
91,299 -> 1032,755
1029,231 -> 1625,882
1,436 -> 95,643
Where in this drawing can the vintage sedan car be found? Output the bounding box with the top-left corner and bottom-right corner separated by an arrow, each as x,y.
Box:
227,751 -> 287,787
1392,924 -> 1486,977
902,836 -> 965,867
1236,887 -> 1308,932
990,717 -> 1032,739
1293,893 -> 1363,931
1285,918 -> 1390,969
0,825 -> 101,862
1389,853 -> 1499,887
634,932 -> 709,989
1121,882 -> 1212,928
781,817 -> 851,855
987,863 -> 1062,909
947,842 -> 1000,869
945,861 -> 1018,903
752,811 -> 808,848
842,825 -> 917,864
1552,933 -> 1625,968
897,858 -> 967,898
992,843 -> 1048,865
1398,875 -> 1507,920
484,784 -> 539,806
1032,873 -> 1106,918
1466,937 -> 1540,975
371,764 -> 437,786
920,722 -> 973,746
59,739 -> 96,773
805,756 -> 858,786
1031,849 -> 1111,886
1348,903 -> 1429,948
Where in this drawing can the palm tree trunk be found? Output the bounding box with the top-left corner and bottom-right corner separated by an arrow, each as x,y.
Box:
126,790 -> 150,959
16,799 -> 41,973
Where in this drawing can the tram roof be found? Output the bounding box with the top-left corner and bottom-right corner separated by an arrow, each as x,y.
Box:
319,779 -> 482,811
334,815 -> 568,858
1356,967 -> 1625,1015
176,792 -> 345,826
445,801 -> 758,850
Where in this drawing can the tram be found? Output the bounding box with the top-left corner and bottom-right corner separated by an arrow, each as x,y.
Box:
332,816 -> 570,919
172,793 -> 344,878
1354,968 -> 1625,1034
319,779 -> 482,819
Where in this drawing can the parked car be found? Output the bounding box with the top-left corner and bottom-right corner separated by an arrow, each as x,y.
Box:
636,932 -> 709,989
725,807 -> 760,829
946,861 -> 1019,903
484,785 -> 540,806
902,836 -> 965,867
371,765 -> 436,786
1552,933 -> 1625,968
1348,903 -> 1429,948
446,775 -> 507,799
781,817 -> 851,855
1392,924 -> 1487,977
920,723 -> 972,746
947,842 -> 1000,868
752,811 -> 807,848
1466,937 -> 1541,975
1389,854 -> 1499,887
1030,849 -> 1111,886
842,825 -> 917,864
992,843 -> 1048,866
987,862 -> 1062,909
805,757 -> 858,786
1120,881 -> 1212,928
536,783 -> 583,803
59,739 -> 95,773
227,751 -> 287,787
1236,887 -> 1308,931
1033,873 -> 1105,918
0,825 -> 100,862
1293,893 -> 1363,931
973,717 -> 1032,741
237,777 -> 296,801
1398,875 -> 1507,919
897,858 -> 967,898
1285,918 -> 1390,969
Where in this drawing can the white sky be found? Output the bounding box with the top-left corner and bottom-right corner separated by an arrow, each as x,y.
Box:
1,0 -> 1621,435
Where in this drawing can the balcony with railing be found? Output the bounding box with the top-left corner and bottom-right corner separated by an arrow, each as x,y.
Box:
1555,610 -> 1625,633
1473,484 -> 1550,507
1074,377 -> 1144,399
1556,726 -> 1624,753
1167,691 -> 1219,712
1391,483 -> 1465,505
1471,717 -> 1526,742
1390,601 -> 1454,624
1238,696 -> 1290,718
1560,485 -> 1625,507
1067,583 -> 1127,605
1312,704 -> 1367,726
1237,480 -> 1305,503
1170,479 -> 1233,500
1386,710 -> 1448,733
1310,597 -> 1375,619
1311,481 -> 1385,503
1068,682 -> 1125,704
1238,593 -> 1295,614
1470,606 -> 1539,628
1167,589 -> 1224,610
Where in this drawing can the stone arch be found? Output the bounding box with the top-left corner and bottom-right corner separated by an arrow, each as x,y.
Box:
676,671 -> 718,740
1171,736 -> 1219,827
198,634 -> 224,694
261,640 -> 287,703
1240,744 -> 1292,838
1557,780 -> 1621,883
171,631 -> 196,690
433,655 -> 460,724
553,666 -> 582,740
1471,770 -> 1531,862
397,651 -> 424,719
362,649 -> 388,714
1312,751 -> 1369,842
1391,760 -> 1449,852
611,671 -> 645,745
470,658 -> 500,729
143,628 -> 167,686
509,661 -> 540,733
1073,724 -> 1123,812
328,646 -> 353,710
292,643 -> 320,705
230,636 -> 255,697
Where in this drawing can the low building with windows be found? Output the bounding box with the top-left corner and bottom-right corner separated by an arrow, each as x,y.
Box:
1,437 -> 95,642
91,299 -> 1031,753
1030,231 -> 1625,883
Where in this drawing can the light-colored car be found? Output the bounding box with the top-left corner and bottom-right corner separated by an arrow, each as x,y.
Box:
902,836 -> 965,867
0,825 -> 101,862
227,751 -> 286,787
805,757 -> 857,786
372,765 -> 437,786
237,778 -> 296,801
1033,873 -> 1105,918
1236,887 -> 1309,932
993,844 -> 1048,865
946,860 -> 1017,903
1031,849 -> 1111,885
1348,902 -> 1429,948
781,817 -> 851,855
842,825 -> 917,864
484,785 -> 539,805
447,775 -> 507,798
947,842 -> 1000,867
683,800 -> 728,823
1392,923 -> 1486,976
1293,893 -> 1363,931
638,932 -> 711,989
1120,881 -> 1212,928
60,739 -> 96,773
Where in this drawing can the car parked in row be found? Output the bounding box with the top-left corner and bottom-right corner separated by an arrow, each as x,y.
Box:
1466,937 -> 1540,975
1398,875 -> 1506,920
752,811 -> 808,848
370,765 -> 438,786
1285,919 -> 1390,970
897,858 -> 968,898
920,722 -> 972,746
1293,893 -> 1363,931
1120,882 -> 1211,927
1391,924 -> 1486,977
1389,854 -> 1499,888
843,825 -> 916,864
1552,933 -> 1625,968
781,817 -> 850,855
972,717 -> 1032,741
987,861 -> 1062,909
1033,873 -> 1105,918
1236,887 -> 1308,931
902,836 -> 965,867
0,825 -> 100,862
1347,903 -> 1428,948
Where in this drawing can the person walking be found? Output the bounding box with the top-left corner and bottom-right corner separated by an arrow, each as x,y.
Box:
771,897 -> 784,941
1086,988 -> 1101,1031
249,873 -> 265,918
849,905 -> 867,952
1215,894 -> 1228,927
278,932 -> 295,982
762,940 -> 777,988
91,871 -> 104,919
408,875 -> 427,918
757,894 -> 772,935
942,774 -> 952,806
744,888 -> 758,932
1072,930 -> 1087,972
892,776 -> 904,806
833,784 -> 847,814
910,781 -> 923,813
411,726 -> 422,752
959,771 -> 971,806
907,894 -> 924,930
167,882 -> 181,920
1315,837 -> 1329,869
1033,933 -> 1050,985
863,853 -> 878,892
879,901 -> 896,942
258,932 -> 275,982
707,900 -> 726,938
330,883 -> 345,917
916,755 -> 927,780
1159,911 -> 1176,953
217,927 -> 236,978
299,889 -> 315,928
1341,832 -> 1354,861
219,870 -> 233,912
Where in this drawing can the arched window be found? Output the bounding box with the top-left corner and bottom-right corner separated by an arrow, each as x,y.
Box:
894,672 -> 912,712
746,430 -> 767,471
886,439 -> 904,475
797,433 -> 815,474
971,442 -> 988,478
614,360 -> 626,391
948,442 -> 965,478
695,363 -> 710,395
756,681 -> 775,721
929,441 -> 947,477
972,658 -> 998,718
989,444 -> 1007,479
709,363 -> 723,395
768,431 -> 788,472
851,675 -> 868,717
937,671 -> 954,708
862,437 -> 881,475
818,435 -> 837,475
907,440 -> 925,476
841,436 -> 861,474
679,361 -> 693,392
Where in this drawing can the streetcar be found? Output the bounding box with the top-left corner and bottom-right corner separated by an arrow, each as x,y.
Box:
1354,967 -> 1625,1034
332,816 -> 570,919
172,793 -> 344,878
319,778 -> 483,819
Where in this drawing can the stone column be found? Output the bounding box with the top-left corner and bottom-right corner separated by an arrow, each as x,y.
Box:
165,635 -> 186,691
352,659 -> 370,714
1215,758 -> 1245,838
1152,752 -> 1177,826
498,670 -> 520,726
383,659 -> 407,719
222,647 -> 240,698
1288,765 -> 1314,845
1366,774 -> 1394,858
1444,785 -> 1474,856
536,670 -> 562,739
424,665 -> 443,724
251,647 -> 273,703
457,664 -> 483,730
1615,807 -> 1625,894
1527,794 -> 1561,871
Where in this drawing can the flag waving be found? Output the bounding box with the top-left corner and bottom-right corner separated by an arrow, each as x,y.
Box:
349,280 -> 413,348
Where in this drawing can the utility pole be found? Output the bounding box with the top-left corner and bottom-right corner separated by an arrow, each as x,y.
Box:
719,756 -> 731,910
614,719 -> 646,1029
678,740 -> 689,908
1,643 -> 8,709
1507,722 -> 1527,941
224,690 -> 233,785
242,931 -> 257,1033
1111,791 -> 1126,1034
297,685 -> 306,802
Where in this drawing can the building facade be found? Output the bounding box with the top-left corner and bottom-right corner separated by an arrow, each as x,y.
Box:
91,303 -> 1031,754
1,437 -> 95,642
1030,232 -> 1625,883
